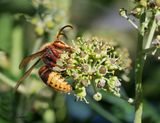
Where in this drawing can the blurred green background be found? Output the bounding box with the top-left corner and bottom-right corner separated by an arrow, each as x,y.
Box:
0,0 -> 160,123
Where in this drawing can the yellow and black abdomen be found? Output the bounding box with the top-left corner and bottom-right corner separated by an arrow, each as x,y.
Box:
39,66 -> 72,93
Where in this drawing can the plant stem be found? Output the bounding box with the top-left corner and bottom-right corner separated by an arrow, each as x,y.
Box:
143,46 -> 160,54
134,35 -> 144,123
144,12 -> 157,50
134,11 -> 146,123
128,18 -> 138,30
134,9 -> 158,123
143,11 -> 158,59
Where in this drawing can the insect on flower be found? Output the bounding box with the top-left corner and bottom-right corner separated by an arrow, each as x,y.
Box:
14,25 -> 73,93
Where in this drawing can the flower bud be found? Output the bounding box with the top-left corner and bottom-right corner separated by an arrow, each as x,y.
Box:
108,76 -> 121,88
82,64 -> 89,72
119,8 -> 128,19
72,73 -> 79,78
139,0 -> 147,7
93,92 -> 102,101
131,7 -> 142,18
75,87 -> 89,104
81,79 -> 90,87
35,26 -> 44,36
80,51 -> 86,57
89,59 -> 93,63
45,20 -> 54,29
75,87 -> 86,97
31,17 -> 38,24
97,78 -> 106,88
99,65 -> 107,75
128,98 -> 134,104
94,48 -> 101,54
152,35 -> 160,46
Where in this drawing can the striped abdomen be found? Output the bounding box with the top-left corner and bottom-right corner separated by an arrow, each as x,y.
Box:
39,66 -> 72,93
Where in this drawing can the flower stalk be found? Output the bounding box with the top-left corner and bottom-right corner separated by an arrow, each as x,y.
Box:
120,1 -> 160,122
133,9 -> 146,123
134,6 -> 160,123
134,29 -> 144,123
144,10 -> 159,50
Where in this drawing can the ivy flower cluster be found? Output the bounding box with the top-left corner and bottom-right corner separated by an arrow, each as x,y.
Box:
26,0 -> 69,36
56,37 -> 131,103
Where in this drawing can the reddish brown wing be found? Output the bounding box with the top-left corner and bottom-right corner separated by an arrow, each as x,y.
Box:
14,59 -> 41,92
19,50 -> 45,69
